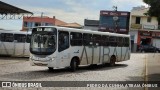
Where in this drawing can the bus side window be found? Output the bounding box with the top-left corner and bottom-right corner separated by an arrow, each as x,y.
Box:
83,33 -> 92,46
14,34 -> 26,43
124,37 -> 129,47
109,36 -> 116,46
70,32 -> 82,46
118,37 -> 123,47
93,34 -> 101,46
102,35 -> 109,46
26,35 -> 31,43
116,37 -> 119,46
1,33 -> 14,42
58,31 -> 69,52
0,34 -> 1,41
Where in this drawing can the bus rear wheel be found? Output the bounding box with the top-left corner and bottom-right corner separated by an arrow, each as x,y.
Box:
70,58 -> 78,72
109,56 -> 116,66
48,67 -> 54,71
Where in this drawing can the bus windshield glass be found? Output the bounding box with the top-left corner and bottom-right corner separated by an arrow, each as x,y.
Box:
30,27 -> 57,55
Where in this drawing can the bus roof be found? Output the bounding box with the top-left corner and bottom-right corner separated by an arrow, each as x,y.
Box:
35,26 -> 130,37
0,30 -> 31,34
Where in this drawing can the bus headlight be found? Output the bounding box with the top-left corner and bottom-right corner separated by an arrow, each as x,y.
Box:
30,56 -> 33,60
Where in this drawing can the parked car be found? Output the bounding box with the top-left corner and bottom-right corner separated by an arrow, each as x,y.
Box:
139,45 -> 160,53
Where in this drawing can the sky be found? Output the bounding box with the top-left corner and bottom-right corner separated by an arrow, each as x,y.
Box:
0,0 -> 147,31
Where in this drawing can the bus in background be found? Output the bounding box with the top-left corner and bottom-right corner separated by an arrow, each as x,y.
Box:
30,26 -> 130,71
0,30 -> 31,57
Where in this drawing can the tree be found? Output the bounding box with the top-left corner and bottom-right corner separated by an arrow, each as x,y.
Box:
143,0 -> 160,24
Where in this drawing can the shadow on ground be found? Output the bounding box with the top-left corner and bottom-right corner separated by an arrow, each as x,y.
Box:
1,64 -> 128,80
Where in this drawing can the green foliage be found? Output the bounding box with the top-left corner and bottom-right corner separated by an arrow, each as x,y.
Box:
143,0 -> 160,24
143,0 -> 150,4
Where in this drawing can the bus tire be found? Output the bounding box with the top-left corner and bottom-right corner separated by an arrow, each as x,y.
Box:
70,58 -> 78,72
109,56 -> 116,67
48,67 -> 54,71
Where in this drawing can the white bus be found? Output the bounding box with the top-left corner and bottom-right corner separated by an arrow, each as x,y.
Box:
30,26 -> 131,71
0,30 -> 31,57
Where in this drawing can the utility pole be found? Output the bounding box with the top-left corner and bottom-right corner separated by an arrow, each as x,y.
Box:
112,6 -> 118,33
41,12 -> 43,26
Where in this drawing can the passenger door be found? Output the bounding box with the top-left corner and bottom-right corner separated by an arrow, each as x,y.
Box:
57,31 -> 70,67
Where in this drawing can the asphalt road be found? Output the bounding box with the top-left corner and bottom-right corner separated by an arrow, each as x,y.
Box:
0,53 -> 159,90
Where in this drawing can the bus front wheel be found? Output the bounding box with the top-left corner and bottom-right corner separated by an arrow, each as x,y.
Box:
70,58 -> 78,72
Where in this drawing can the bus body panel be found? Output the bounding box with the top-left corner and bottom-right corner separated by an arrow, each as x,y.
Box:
103,47 -> 110,63
14,42 -> 25,56
92,46 -> 100,64
24,43 -> 30,56
0,42 -> 14,55
56,49 -> 71,68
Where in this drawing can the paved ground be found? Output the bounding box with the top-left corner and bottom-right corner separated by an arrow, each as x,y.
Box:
147,54 -> 160,81
0,53 -> 159,90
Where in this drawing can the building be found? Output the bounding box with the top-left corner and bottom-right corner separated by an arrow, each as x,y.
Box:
22,16 -> 82,31
130,6 -> 160,52
84,19 -> 99,31
99,10 -> 130,34
22,16 -> 67,31
58,22 -> 82,29
0,1 -> 32,20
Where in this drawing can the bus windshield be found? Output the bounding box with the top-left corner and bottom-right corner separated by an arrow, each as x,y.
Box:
30,27 -> 57,55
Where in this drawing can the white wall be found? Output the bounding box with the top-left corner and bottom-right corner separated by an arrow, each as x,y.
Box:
141,17 -> 157,25
131,8 -> 148,16
84,26 -> 99,31
130,8 -> 158,29
129,30 -> 138,43
131,17 -> 136,24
